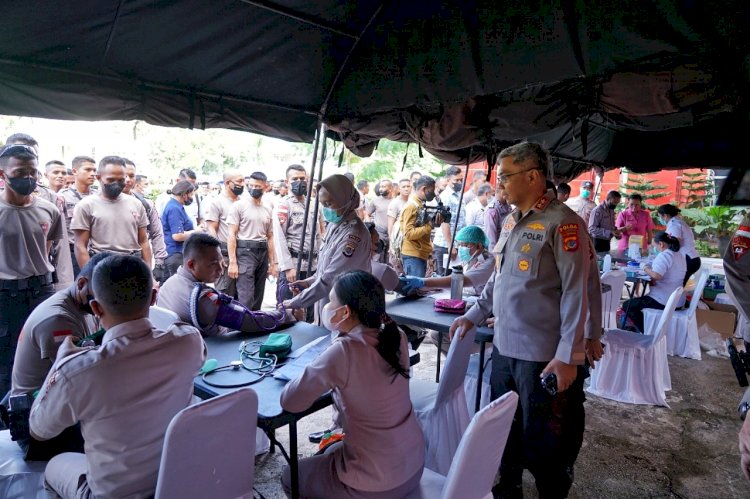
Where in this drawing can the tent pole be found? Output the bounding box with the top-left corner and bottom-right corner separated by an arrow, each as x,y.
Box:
295,121 -> 323,275
306,128 -> 327,275
444,151 -> 471,276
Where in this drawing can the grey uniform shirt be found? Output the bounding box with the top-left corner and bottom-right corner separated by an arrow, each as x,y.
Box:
157,266 -> 225,337
288,213 -> 372,319
0,195 -> 63,279
133,194 -> 168,263
71,194 -> 149,254
273,195 -> 321,272
11,290 -> 94,396
33,186 -> 74,289
464,191 -> 589,364
724,215 -> 750,341
60,187 -> 93,243
205,192 -> 237,243
588,202 -> 617,240
30,318 -> 206,499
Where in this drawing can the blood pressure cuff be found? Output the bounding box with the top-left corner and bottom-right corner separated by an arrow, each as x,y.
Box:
260,333 -> 293,360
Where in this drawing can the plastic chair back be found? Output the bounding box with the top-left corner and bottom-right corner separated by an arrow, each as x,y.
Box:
600,270 -> 626,312
154,388 -> 258,499
441,391 -> 519,499
149,305 -> 180,330
686,269 -> 710,318
436,326 -> 477,407
648,287 -> 683,346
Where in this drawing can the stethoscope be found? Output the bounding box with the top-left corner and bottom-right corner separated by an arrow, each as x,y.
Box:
200,340 -> 279,388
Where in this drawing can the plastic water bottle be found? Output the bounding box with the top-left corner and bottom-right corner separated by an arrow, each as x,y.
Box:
603,254 -> 612,273
450,265 -> 464,300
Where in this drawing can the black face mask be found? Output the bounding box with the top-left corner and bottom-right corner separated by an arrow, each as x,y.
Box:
380,189 -> 390,197
452,182 -> 463,192
290,180 -> 307,197
607,203 -> 618,210
250,188 -> 264,199
231,184 -> 244,196
184,196 -> 194,206
81,294 -> 95,315
5,176 -> 37,196
273,189 -> 280,195
102,181 -> 125,198
425,190 -> 436,202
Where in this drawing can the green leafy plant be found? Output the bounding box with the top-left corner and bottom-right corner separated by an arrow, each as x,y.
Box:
680,206 -> 745,238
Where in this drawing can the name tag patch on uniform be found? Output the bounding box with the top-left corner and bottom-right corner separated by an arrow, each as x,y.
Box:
518,258 -> 530,272
731,225 -> 750,261
558,223 -> 580,252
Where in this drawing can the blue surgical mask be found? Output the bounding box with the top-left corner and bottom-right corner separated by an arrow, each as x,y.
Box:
322,206 -> 343,224
458,246 -> 472,263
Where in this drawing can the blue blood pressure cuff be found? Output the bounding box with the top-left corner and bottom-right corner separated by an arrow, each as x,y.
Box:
190,283 -> 246,331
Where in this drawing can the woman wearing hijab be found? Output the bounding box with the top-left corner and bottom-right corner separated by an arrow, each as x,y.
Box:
161,180 -> 203,278
282,174 -> 372,322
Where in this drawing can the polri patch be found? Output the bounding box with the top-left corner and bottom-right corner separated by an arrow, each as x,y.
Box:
518,258 -> 530,272
558,223 -> 580,252
342,242 -> 356,258
731,225 -> 750,261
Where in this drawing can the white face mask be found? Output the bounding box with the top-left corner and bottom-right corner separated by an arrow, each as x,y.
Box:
321,304 -> 346,332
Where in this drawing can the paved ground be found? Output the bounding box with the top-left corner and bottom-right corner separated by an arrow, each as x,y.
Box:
255,281 -> 750,498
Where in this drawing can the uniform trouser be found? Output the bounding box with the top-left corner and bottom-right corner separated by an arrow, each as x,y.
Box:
623,295 -> 664,333
490,349 -> 586,499
593,238 -> 611,253
44,452 -> 93,499
281,441 -> 422,499
433,245 -> 449,275
402,256 -> 427,278
215,251 -> 237,298
277,270 -> 314,322
0,285 -> 54,396
236,245 -> 268,311
684,255 -> 702,286
16,424 -> 84,461
69,244 -> 81,279
164,252 -> 183,279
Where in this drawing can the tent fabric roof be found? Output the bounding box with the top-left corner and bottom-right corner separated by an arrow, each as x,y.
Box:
1,1 -> 748,178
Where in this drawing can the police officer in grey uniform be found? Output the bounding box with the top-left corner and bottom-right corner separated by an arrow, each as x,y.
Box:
60,155 -> 97,277
30,255 -> 206,499
0,144 -> 64,397
122,158 -> 168,282
205,169 -> 245,297
282,174 -> 371,323
451,142 -> 589,498
274,164 -> 322,321
5,134 -> 74,289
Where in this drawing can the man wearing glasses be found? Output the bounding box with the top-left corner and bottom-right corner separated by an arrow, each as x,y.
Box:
450,142 -> 590,498
0,144 -> 63,396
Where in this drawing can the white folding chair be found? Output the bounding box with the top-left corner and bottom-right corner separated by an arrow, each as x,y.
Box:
600,270 -> 626,329
155,387 -> 258,499
463,352 -> 492,416
410,326 -> 476,475
407,391 -> 519,499
587,287 -> 683,407
149,305 -> 180,330
643,268 -> 709,360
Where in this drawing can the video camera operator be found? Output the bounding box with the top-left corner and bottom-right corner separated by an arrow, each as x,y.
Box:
399,176 -> 440,277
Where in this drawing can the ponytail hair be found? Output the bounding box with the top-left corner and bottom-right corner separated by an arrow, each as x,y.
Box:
333,271 -> 409,379
654,231 -> 680,252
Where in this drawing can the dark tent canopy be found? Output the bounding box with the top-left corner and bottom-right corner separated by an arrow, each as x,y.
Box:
1,1 -> 748,178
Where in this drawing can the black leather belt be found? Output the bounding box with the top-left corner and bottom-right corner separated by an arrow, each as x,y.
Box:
237,240 -> 267,249
289,248 -> 317,259
0,273 -> 54,291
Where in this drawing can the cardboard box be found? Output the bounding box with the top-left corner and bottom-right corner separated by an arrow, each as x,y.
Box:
696,301 -> 738,338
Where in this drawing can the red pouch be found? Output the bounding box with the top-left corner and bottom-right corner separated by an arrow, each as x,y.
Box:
434,298 -> 466,314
